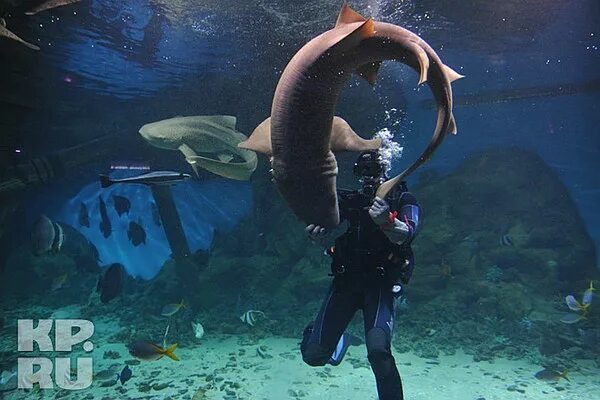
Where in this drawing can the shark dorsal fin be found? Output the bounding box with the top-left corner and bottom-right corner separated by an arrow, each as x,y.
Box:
238,117 -> 273,156
202,115 -> 237,131
329,18 -> 375,56
335,3 -> 367,27
329,117 -> 381,153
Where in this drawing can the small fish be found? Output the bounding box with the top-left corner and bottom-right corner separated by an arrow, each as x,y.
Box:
25,0 -> 81,15
113,195 -> 131,216
151,202 -> 161,227
534,368 -> 569,382
161,299 -> 186,317
565,295 -> 583,312
240,310 -> 265,327
0,370 -> 16,385
438,260 -> 453,278
191,321 -> 204,339
256,345 -> 272,359
500,234 -> 513,247
128,341 -> 179,362
78,203 -> 90,227
99,171 -> 191,188
31,215 -> 64,255
98,197 -> 112,238
116,365 -> 132,385
0,18 -> 40,50
127,221 -> 146,246
560,313 -> 584,324
582,280 -> 595,306
97,263 -> 124,303
51,272 -> 69,291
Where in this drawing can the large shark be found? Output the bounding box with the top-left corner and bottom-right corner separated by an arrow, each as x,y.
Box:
139,115 -> 258,181
239,3 -> 462,229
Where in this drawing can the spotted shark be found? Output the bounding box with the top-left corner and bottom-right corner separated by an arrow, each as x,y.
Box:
239,3 -> 463,229
139,115 -> 258,181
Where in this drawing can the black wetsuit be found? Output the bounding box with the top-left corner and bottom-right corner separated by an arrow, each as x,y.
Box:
301,183 -> 421,400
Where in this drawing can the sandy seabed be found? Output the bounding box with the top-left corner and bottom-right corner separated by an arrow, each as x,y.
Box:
1,313 -> 599,400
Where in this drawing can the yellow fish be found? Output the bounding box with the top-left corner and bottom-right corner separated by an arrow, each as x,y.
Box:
51,272 -> 69,291
161,299 -> 186,317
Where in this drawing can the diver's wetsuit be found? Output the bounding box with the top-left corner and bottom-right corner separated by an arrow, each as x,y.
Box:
301,183 -> 421,400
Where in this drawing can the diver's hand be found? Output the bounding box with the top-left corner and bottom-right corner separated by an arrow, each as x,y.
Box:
384,219 -> 411,245
369,197 -> 391,225
305,221 -> 348,247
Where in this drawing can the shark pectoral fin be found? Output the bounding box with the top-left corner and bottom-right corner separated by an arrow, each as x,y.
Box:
238,117 -> 272,156
448,113 -> 457,135
406,41 -> 429,85
335,3 -> 367,27
356,61 -> 382,86
178,143 -> 201,176
443,64 -> 465,83
329,117 -> 382,153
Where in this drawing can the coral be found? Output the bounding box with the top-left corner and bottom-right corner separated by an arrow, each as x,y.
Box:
484,265 -> 503,283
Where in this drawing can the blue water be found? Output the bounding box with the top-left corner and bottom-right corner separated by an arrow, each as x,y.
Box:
3,0 -> 598,268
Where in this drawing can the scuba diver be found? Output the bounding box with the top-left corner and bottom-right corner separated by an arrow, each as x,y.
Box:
301,150 -> 421,400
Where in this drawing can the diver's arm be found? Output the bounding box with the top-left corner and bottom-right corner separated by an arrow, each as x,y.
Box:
369,193 -> 421,245
396,191 -> 421,242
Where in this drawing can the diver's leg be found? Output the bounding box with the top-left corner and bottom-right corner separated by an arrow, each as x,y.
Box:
363,287 -> 403,400
301,280 -> 358,366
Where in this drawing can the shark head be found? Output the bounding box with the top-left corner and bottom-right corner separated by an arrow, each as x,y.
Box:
138,119 -> 185,150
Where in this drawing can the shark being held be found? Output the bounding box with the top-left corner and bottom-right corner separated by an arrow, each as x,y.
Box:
239,3 -> 463,229
139,115 -> 258,181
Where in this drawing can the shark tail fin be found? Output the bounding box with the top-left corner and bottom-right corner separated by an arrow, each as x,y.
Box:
99,175 -> 112,188
162,343 -> 179,361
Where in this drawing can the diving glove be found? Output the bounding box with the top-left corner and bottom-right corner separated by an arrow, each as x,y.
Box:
369,197 -> 410,245
368,196 -> 391,225
305,220 -> 349,248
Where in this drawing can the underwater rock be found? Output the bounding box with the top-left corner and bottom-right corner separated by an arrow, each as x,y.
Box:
102,350 -> 121,360
539,336 -> 562,356
152,381 -> 172,391
396,148 -> 599,359
413,148 -> 597,291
